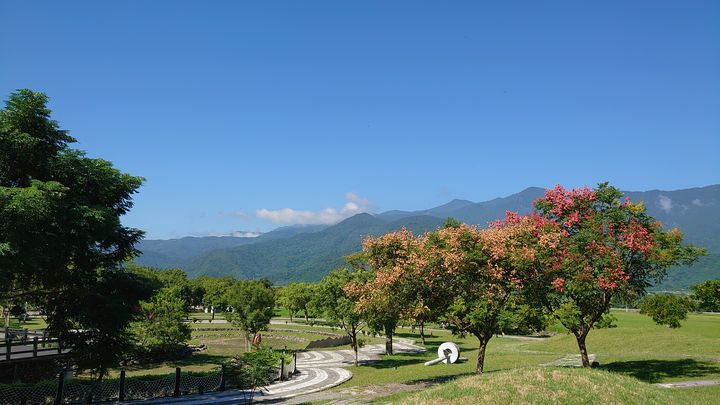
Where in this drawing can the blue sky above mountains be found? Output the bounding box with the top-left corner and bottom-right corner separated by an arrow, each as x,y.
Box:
1,1 -> 718,238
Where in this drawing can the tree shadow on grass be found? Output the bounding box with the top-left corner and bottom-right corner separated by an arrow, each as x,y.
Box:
364,351 -> 427,370
599,359 -> 720,383
124,353 -> 228,373
393,331 -> 477,353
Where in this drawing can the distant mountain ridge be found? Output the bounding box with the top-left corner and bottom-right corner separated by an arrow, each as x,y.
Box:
135,184 -> 720,289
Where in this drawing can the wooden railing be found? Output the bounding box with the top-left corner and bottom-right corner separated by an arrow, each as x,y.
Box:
1,334 -> 67,362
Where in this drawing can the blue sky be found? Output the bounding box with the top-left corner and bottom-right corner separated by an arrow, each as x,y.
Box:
2,1 -> 718,239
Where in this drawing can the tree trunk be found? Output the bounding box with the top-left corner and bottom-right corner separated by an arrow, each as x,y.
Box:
210,307 -> 215,322
420,322 -> 426,345
385,324 -> 393,355
475,335 -> 491,374
351,327 -> 359,367
575,331 -> 590,367
304,311 -> 309,323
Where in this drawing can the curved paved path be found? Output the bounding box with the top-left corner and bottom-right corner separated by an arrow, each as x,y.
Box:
255,337 -> 425,402
119,338 -> 425,404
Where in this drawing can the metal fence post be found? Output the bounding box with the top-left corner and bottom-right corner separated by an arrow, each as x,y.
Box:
280,357 -> 285,381
174,367 -> 181,397
219,365 -> 226,391
54,372 -> 65,405
32,336 -> 38,357
4,336 -> 10,361
118,369 -> 126,401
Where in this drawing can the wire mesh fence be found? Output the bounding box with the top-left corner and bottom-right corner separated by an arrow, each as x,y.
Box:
122,374 -> 175,401
0,367 -> 225,405
0,382 -> 56,405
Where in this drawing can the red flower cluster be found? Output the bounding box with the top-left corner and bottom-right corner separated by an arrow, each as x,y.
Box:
618,220 -> 654,254
537,185 -> 596,217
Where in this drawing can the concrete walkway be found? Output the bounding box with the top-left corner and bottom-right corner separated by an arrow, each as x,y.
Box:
655,379 -> 720,389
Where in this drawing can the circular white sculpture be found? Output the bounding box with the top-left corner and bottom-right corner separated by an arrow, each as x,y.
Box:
424,342 -> 460,365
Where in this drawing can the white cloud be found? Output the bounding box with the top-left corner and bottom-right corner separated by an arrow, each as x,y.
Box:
228,231 -> 262,238
256,193 -> 371,225
200,230 -> 262,238
692,199 -> 710,207
658,195 -> 673,214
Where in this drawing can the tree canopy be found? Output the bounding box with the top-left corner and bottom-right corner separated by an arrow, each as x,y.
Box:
690,279 -> 720,312
0,89 -> 149,377
226,280 -> 276,348
533,183 -> 705,366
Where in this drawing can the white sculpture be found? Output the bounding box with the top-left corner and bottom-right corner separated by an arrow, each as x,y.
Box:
424,342 -> 460,366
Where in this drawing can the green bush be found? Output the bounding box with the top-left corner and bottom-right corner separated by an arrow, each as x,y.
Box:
639,294 -> 695,328
223,346 -> 280,394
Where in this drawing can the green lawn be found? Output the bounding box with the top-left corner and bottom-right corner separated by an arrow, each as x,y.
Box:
112,323 -> 378,377
326,311 -> 720,403
92,310 -> 720,401
335,311 -> 720,392
7,316 -> 47,331
379,367 -> 720,405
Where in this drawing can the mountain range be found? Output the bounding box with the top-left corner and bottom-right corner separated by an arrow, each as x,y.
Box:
135,185 -> 720,290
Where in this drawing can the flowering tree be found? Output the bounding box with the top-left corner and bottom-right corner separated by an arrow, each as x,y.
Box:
428,217 -> 561,373
356,217 -> 561,374
348,228 -> 421,354
534,183 -> 705,367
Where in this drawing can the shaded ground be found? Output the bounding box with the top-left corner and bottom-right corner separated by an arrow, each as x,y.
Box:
600,359 -> 720,383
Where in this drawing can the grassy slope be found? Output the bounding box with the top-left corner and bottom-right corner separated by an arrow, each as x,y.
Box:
338,311 -> 720,389
379,367 -> 720,405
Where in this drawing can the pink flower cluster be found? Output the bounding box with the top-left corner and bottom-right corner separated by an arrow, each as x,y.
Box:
597,264 -> 629,291
618,221 -> 654,254
537,185 -> 596,218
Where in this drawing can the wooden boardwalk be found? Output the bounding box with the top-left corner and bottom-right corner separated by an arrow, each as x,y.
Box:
0,330 -> 69,364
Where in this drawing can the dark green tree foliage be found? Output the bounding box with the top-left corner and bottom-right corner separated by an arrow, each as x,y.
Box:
129,287 -> 191,356
199,275 -> 235,321
224,346 -> 279,399
496,303 -> 549,335
690,280 -> 720,312
280,282 -> 316,322
639,294 -> 695,328
0,90 -> 149,377
312,267 -> 370,366
226,280 -> 275,346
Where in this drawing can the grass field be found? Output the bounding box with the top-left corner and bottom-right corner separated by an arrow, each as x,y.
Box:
329,310 -> 720,403
7,317 -> 47,331
332,311 -> 720,391
78,308 -> 720,402
379,367 -> 720,404
112,313 -> 383,377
